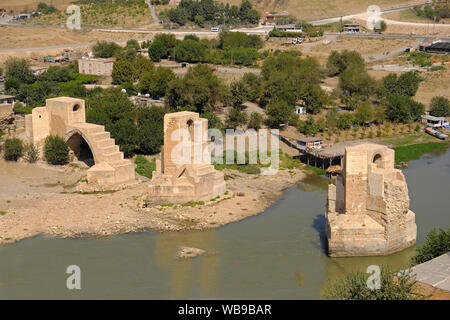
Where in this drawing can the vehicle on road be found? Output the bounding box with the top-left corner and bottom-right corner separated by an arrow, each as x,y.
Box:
211,27 -> 221,32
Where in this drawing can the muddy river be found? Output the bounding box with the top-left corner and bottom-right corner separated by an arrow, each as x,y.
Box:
0,148 -> 449,299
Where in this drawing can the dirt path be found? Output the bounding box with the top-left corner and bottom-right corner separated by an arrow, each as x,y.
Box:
0,159 -> 306,245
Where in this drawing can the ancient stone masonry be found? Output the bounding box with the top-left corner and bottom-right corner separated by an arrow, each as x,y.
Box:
25,97 -> 135,186
326,143 -> 417,257
148,111 -> 226,203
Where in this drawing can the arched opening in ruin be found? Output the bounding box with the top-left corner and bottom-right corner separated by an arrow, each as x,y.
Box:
73,104 -> 81,112
373,153 -> 383,168
186,119 -> 194,141
66,132 -> 95,167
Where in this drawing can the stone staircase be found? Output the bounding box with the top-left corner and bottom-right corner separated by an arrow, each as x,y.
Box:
68,123 -> 135,185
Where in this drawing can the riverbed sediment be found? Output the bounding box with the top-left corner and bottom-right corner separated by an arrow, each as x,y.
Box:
0,159 -> 306,245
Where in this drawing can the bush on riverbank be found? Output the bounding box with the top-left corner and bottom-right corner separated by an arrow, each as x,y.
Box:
323,266 -> 423,300
412,228 -> 450,265
2,138 -> 23,161
44,135 -> 69,165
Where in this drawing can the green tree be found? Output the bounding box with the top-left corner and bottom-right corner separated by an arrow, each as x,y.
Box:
44,135 -> 69,165
326,50 -> 365,77
380,72 -> 421,97
112,60 -> 135,85
265,100 -> 294,128
92,41 -> 122,58
4,57 -> 35,83
136,106 -> 166,155
385,95 -> 425,123
336,113 -> 354,130
301,84 -> 327,114
139,67 -> 175,98
166,64 -> 226,113
226,107 -> 248,128
339,66 -> 376,98
148,40 -> 165,62
201,111 -> 223,130
354,103 -> 374,125
429,96 -> 450,117
174,39 -> 207,63
133,56 -> 154,80
153,33 -> 177,58
326,107 -> 338,130
86,88 -> 137,157
240,73 -> 262,102
248,112 -> 264,130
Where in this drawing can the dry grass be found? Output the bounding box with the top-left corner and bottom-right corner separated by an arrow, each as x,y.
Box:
415,66 -> 450,107
383,8 -> 450,24
309,37 -> 418,56
18,0 -> 151,28
217,0 -> 423,21
0,0 -> 73,13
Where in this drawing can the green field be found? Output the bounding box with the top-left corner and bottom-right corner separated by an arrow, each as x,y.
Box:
393,141 -> 449,162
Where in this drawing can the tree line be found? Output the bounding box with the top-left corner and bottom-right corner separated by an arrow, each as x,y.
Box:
161,0 -> 261,27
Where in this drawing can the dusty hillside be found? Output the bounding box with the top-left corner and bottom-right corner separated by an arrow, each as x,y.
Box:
218,0 -> 424,20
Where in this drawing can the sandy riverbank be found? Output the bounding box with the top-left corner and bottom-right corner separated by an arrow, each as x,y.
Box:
0,159 -> 307,245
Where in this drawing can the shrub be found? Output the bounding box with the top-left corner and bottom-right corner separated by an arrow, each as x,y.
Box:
134,155 -> 156,179
3,138 -> 23,161
248,112 -> 264,130
24,143 -> 39,163
13,102 -> 33,114
44,135 -> 69,165
412,229 -> 450,265
323,266 -> 422,300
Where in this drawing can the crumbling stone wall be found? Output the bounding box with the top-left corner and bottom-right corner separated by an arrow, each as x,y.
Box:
326,143 -> 417,257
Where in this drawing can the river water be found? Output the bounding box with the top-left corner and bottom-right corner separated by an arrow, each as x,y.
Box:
1,148 -> 449,299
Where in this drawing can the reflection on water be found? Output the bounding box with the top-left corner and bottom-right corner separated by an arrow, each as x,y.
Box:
0,148 -> 449,299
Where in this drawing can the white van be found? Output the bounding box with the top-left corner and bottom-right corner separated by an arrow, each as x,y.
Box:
211,27 -> 221,32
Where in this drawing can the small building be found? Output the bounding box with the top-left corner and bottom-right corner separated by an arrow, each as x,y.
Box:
297,137 -> 323,151
0,94 -> 15,105
78,57 -> 115,76
295,105 -> 306,115
421,113 -> 449,128
419,39 -> 450,54
275,24 -> 298,32
30,66 -> 48,76
130,95 -> 165,107
264,12 -> 289,23
344,24 -> 360,33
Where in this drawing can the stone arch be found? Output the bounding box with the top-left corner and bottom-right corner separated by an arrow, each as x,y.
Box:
373,153 -> 383,168
65,129 -> 98,166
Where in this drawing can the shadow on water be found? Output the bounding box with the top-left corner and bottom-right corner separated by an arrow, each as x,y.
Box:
312,214 -> 328,254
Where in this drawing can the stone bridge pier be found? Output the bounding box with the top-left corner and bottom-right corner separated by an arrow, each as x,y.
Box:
25,97 -> 135,186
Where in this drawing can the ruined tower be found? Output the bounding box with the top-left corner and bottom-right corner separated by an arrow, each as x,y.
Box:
326,143 -> 417,257
148,111 -> 226,203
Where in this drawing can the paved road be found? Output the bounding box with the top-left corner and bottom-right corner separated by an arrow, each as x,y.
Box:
410,253 -> 450,292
